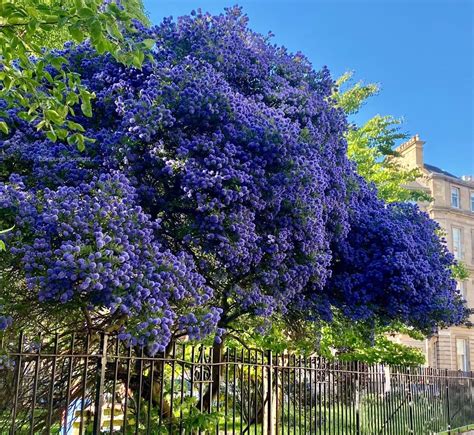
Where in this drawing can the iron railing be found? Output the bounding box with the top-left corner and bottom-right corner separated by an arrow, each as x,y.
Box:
0,331 -> 473,434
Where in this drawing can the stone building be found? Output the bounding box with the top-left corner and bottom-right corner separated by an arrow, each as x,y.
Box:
393,135 -> 474,370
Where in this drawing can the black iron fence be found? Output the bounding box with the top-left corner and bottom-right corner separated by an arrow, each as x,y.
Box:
1,331 -> 474,434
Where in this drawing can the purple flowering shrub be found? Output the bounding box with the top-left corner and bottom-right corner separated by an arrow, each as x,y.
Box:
1,173 -> 219,353
0,8 -> 466,351
326,183 -> 468,331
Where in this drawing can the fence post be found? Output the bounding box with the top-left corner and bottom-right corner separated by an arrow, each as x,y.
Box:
445,368 -> 451,435
407,367 -> 414,434
266,349 -> 274,435
93,332 -> 108,434
10,331 -> 24,435
355,360 -> 361,435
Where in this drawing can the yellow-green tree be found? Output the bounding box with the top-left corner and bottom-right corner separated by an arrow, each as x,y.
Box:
334,72 -> 431,203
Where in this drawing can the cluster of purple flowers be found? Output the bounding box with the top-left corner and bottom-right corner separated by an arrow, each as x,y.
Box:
0,302 -> 12,331
325,181 -> 468,331
0,7 -> 466,350
0,314 -> 12,331
1,173 -> 213,352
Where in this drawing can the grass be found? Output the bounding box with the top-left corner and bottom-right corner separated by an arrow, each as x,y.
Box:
438,424 -> 474,434
2,392 -> 474,434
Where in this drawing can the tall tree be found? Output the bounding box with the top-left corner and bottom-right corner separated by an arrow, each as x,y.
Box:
0,8 -> 466,419
1,7 -> 464,342
240,72 -> 465,365
316,73 -> 464,363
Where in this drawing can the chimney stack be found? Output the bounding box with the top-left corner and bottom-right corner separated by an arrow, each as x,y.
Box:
395,134 -> 425,170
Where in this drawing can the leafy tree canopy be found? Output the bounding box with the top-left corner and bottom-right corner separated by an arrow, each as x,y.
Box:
262,73 -> 468,364
334,72 -> 431,204
220,73 -> 469,365
0,8 -> 467,356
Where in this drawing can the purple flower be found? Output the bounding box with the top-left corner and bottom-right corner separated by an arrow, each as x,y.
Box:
0,7 -> 466,350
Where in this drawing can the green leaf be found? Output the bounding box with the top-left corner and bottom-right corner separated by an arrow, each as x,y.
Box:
78,7 -> 94,18
106,3 -> 126,17
6,15 -> 28,25
66,91 -> 79,106
45,109 -> 63,124
46,130 -> 57,142
142,38 -> 155,50
0,224 -> 13,251
35,60 -> 45,75
66,120 -> 85,132
56,128 -> 68,140
69,24 -> 85,43
105,21 -> 123,40
18,111 -> 37,122
80,97 -> 92,117
95,37 -> 108,54
89,19 -> 103,41
36,120 -> 47,131
3,75 -> 14,91
50,56 -> 68,71
0,225 -> 15,235
76,133 -> 85,152
85,136 -> 96,144
0,121 -> 9,135
131,50 -> 145,69
67,133 -> 86,151
43,71 -> 54,83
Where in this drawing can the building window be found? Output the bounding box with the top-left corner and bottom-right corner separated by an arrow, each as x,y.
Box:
451,187 -> 460,208
471,192 -> 474,212
452,227 -> 462,259
457,281 -> 467,299
456,338 -> 469,371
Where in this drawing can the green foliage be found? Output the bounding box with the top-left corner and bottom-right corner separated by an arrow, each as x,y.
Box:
177,398 -> 222,432
0,0 -> 149,149
0,226 -> 14,251
319,318 -> 425,365
226,318 -> 318,355
130,395 -> 221,433
228,315 -> 425,365
333,72 -> 379,115
334,72 -> 431,203
451,261 -> 470,281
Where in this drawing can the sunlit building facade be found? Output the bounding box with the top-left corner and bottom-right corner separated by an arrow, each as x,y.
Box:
393,135 -> 474,370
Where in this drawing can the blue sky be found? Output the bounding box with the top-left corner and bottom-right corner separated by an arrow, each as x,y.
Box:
143,0 -> 473,176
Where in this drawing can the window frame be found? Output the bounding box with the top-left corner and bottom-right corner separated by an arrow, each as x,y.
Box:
456,337 -> 470,371
451,186 -> 460,209
452,226 -> 462,259
457,281 -> 467,300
